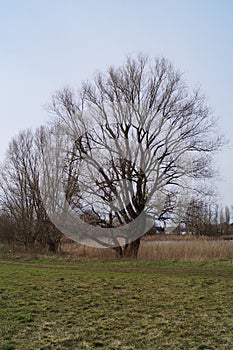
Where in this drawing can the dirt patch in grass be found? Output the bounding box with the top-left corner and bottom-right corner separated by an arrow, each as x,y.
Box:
0,259 -> 233,277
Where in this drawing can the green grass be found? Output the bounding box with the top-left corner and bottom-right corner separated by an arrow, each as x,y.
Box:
0,262 -> 233,349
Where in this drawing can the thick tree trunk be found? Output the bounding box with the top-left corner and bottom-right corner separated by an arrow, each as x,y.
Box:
113,238 -> 141,259
113,245 -> 123,258
47,239 -> 60,253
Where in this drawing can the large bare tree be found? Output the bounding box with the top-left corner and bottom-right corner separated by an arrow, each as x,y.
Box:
45,55 -> 222,257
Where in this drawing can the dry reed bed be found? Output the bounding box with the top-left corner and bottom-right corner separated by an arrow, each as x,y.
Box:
138,240 -> 233,261
61,238 -> 233,261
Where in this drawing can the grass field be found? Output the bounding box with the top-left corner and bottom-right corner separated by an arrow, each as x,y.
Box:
0,260 -> 233,350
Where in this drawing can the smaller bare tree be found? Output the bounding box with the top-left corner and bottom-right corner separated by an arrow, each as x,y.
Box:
0,128 -> 63,252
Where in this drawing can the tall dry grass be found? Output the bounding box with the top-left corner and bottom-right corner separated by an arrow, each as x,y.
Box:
61,241 -> 115,260
138,240 -> 233,261
1,236 -> 232,262
60,237 -> 233,261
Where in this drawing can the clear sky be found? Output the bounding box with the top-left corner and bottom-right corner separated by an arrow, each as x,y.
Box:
0,0 -> 233,206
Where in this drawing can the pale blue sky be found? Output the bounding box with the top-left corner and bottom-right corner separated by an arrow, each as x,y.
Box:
0,0 -> 233,205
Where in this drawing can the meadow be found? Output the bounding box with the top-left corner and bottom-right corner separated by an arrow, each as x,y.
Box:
0,259 -> 233,350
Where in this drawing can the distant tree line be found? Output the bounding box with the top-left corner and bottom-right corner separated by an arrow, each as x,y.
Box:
174,200 -> 233,236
